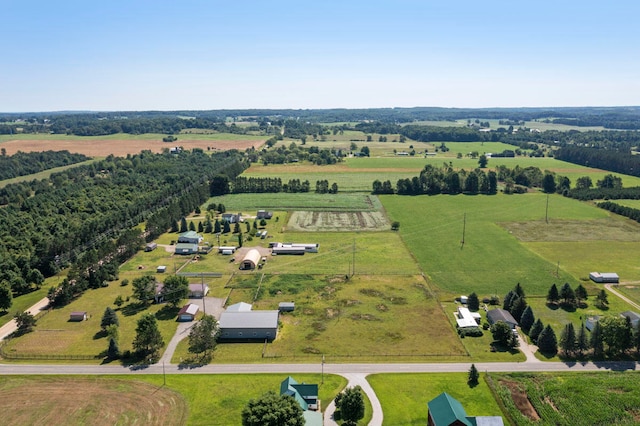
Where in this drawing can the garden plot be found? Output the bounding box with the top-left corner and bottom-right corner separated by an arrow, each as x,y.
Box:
287,211 -> 390,232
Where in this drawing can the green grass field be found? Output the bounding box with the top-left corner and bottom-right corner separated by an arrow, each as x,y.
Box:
489,372 -> 640,425
381,193 -> 611,296
173,274 -> 469,363
369,373 -> 505,426
0,287 -> 49,328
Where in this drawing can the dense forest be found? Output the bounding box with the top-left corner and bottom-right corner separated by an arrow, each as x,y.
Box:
554,146 -> 640,178
0,149 -> 245,307
0,150 -> 89,181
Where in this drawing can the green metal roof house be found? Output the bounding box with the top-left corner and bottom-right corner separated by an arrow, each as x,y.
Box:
280,376 -> 322,426
427,393 -> 504,426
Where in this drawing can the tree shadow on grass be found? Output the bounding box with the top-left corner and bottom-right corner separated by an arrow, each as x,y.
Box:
93,329 -> 107,340
491,343 -> 521,356
121,302 -> 149,317
155,305 -> 180,321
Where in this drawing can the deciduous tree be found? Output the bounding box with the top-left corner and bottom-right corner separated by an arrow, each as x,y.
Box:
490,321 -> 518,349
133,313 -> 164,362
132,275 -> 156,304
0,281 -> 13,312
188,315 -> 220,361
241,392 -> 303,426
161,275 -> 189,307
335,386 -> 365,426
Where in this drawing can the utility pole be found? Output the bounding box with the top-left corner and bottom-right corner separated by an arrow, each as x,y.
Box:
461,213 -> 466,249
545,194 -> 549,224
321,354 -> 325,384
352,239 -> 356,276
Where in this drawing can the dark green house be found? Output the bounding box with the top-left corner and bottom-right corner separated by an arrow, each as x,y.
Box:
427,392 -> 503,426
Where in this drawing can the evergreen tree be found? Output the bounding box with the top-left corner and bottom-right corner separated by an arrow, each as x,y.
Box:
537,325 -> 558,356
560,282 -> 576,307
204,219 -> 213,233
171,219 -> 179,233
233,222 -> 240,234
510,296 -> 528,322
503,290 -> 515,311
595,289 -> 609,309
180,217 -> 188,233
467,364 -> 480,387
100,307 -> 119,330
530,319 -> 544,342
576,322 -> 589,357
559,323 -> 576,357
107,337 -> 121,359
547,283 -> 560,305
245,221 -> 251,233
223,221 -> 231,234
197,221 -> 204,233
467,292 -> 479,312
214,219 -> 221,234
513,282 -> 525,298
189,221 -> 196,232
520,306 -> 535,334
238,233 -> 243,248
575,284 -> 588,306
590,321 -> 604,358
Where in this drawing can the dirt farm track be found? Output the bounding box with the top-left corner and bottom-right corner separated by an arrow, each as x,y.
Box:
0,138 -> 264,157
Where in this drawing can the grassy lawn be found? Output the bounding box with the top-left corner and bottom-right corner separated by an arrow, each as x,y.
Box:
2,275 -> 181,361
381,193 -> 604,296
616,285 -> 640,305
369,372 -> 505,426
178,274 -> 468,363
489,371 -> 640,425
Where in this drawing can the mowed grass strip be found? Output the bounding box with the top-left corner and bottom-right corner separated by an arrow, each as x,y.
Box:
381,193 -> 608,296
490,372 -> 640,425
369,373 -> 504,426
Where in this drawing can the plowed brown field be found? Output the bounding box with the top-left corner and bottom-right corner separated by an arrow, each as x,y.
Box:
0,138 -> 263,157
0,377 -> 188,426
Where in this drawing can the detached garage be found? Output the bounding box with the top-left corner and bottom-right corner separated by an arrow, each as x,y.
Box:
177,303 -> 199,321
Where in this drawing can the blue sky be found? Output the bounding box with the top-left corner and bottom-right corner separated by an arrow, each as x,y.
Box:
2,0 -> 638,112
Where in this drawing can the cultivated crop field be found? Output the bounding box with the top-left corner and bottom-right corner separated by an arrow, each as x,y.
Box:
490,372 -> 640,425
287,211 -> 390,232
207,192 -> 383,211
0,376 -> 188,426
0,132 -> 265,157
369,373 -> 504,426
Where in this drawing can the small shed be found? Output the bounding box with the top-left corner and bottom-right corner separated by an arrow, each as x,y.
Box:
218,246 -> 237,254
188,283 -> 209,298
145,242 -> 158,252
621,311 -> 640,328
157,265 -> 167,273
178,303 -> 199,321
257,210 -> 273,219
240,249 -> 262,270
585,315 -> 600,331
459,295 -> 468,304
486,308 -> 518,330
69,311 -> 87,322
279,302 -> 295,312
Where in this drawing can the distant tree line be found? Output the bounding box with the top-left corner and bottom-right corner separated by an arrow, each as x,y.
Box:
246,142 -> 343,166
232,177 -> 311,193
555,146 -> 640,178
0,150 -> 89,181
597,201 -> 640,224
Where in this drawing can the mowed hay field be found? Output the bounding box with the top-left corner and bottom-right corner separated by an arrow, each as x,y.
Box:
381,192 -> 612,296
173,274 -> 469,362
0,376 -> 187,426
0,132 -> 265,157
